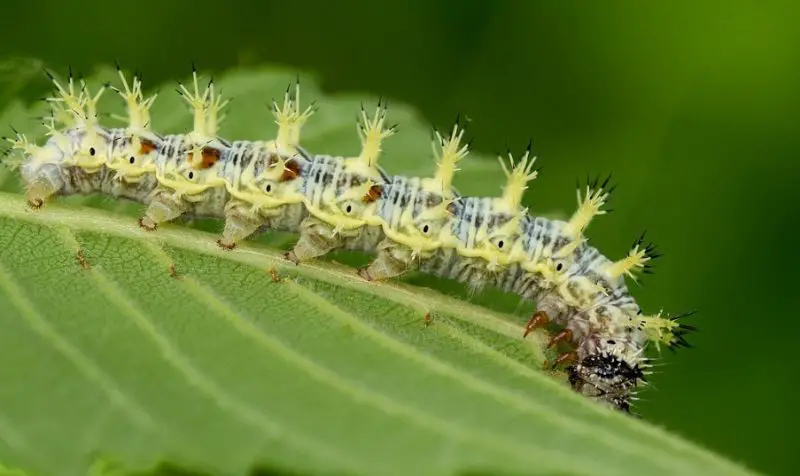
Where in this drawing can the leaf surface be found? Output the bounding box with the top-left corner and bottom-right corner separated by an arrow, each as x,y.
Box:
0,67 -> 755,476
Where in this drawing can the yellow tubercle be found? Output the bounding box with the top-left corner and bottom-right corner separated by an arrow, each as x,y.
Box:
271,80 -> 315,152
423,121 -> 469,196
177,69 -> 215,142
347,100 -> 395,177
564,178 -> 612,239
113,68 -> 157,133
637,311 -> 681,350
605,245 -> 650,281
44,70 -> 87,128
205,80 -> 229,138
496,147 -> 538,214
2,132 -> 38,170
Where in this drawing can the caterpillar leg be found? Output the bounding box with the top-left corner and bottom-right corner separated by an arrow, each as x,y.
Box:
544,351 -> 578,370
523,310 -> 550,338
217,200 -> 265,250
284,217 -> 344,265
24,180 -> 60,209
139,190 -> 189,231
357,239 -> 415,281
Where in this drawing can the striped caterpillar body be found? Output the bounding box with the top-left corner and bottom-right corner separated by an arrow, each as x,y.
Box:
2,66 -> 696,414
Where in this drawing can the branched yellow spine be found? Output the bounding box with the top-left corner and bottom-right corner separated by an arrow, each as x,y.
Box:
114,68 -> 157,133
205,80 -> 229,138
177,69 -> 214,142
347,100 -> 396,176
637,311 -> 680,350
606,244 -> 650,281
429,122 -> 469,196
45,70 -> 87,128
81,80 -> 106,141
496,145 -> 538,214
564,178 -> 611,239
272,80 -> 315,151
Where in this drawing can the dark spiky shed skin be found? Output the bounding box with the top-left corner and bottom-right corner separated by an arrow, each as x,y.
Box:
568,351 -> 647,414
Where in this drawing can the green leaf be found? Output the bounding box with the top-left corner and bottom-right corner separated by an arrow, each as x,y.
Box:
0,67 -> 755,476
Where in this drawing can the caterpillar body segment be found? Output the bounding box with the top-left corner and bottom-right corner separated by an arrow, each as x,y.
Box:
357,121 -> 468,282
214,78 -> 315,249
4,66 -> 696,415
106,68 -> 160,183
284,101 -> 395,264
139,72 -> 232,230
215,142 -> 309,249
377,146 -> 541,294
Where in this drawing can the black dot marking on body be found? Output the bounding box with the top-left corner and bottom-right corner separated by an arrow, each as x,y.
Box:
498,240 -> 504,248
266,184 -> 272,193
556,263 -> 563,271
423,225 -> 429,234
188,172 -> 194,179
129,156 -> 135,164
89,147 -> 96,156
346,205 -> 352,213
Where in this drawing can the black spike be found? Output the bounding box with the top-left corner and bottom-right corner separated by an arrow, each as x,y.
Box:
454,112 -> 461,128
191,61 -> 197,74
601,173 -> 612,189
525,137 -> 533,154
672,310 -> 698,321
114,60 -> 122,72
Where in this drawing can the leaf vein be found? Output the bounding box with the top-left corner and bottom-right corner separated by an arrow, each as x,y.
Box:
83,262 -> 364,474
0,262 -> 158,433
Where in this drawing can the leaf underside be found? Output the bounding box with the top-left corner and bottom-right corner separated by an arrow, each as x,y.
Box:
0,66 -> 755,476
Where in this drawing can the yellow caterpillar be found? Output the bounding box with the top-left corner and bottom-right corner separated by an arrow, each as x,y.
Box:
2,67 -> 696,414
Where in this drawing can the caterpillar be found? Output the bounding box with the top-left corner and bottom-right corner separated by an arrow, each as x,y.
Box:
1,66 -> 696,415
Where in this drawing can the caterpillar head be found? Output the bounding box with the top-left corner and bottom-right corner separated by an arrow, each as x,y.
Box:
107,133 -> 159,180
568,343 -> 647,414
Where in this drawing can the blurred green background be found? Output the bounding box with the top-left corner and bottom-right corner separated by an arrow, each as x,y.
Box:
0,0 -> 797,475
